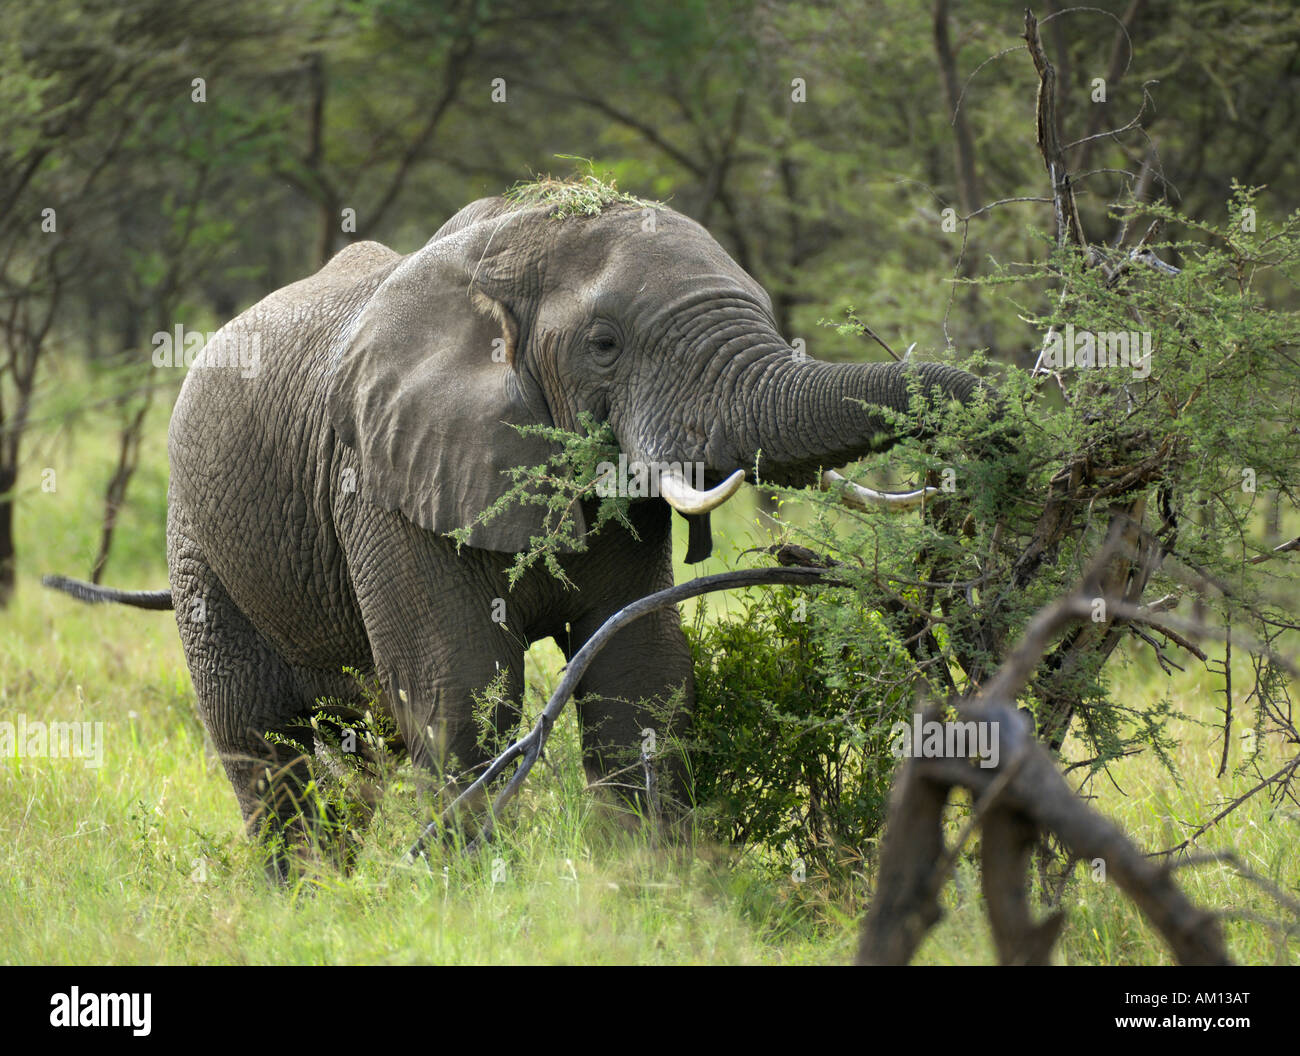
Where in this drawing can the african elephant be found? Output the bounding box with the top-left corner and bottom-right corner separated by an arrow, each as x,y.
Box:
47,189 -> 992,870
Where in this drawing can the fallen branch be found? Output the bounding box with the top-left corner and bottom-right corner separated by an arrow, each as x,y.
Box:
405,565 -> 835,860
857,585 -> 1235,966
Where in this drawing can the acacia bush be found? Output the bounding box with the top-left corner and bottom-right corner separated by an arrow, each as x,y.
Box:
685,187 -> 1300,881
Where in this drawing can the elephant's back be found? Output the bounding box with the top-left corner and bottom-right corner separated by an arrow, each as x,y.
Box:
166,243 -> 402,666
173,240 -> 401,419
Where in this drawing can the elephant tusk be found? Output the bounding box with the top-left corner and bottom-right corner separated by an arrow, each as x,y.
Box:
821,469 -> 937,511
660,467 -> 745,515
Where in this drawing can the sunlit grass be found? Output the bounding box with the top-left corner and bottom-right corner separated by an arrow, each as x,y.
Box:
1,375 -> 1295,964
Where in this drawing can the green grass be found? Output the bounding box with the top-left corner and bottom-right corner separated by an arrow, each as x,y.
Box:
1,372 -> 1296,964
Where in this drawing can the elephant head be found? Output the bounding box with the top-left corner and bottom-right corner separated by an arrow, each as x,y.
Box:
328,192 -> 992,562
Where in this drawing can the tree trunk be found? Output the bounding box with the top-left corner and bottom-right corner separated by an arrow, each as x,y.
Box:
0,464 -> 15,606
91,391 -> 152,583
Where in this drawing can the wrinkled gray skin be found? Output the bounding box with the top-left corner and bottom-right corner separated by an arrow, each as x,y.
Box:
85,197 -> 986,869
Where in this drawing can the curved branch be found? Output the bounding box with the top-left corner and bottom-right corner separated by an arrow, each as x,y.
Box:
406,565 -> 836,859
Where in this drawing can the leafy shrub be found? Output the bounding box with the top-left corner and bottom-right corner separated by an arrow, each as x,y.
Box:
686,585 -> 914,882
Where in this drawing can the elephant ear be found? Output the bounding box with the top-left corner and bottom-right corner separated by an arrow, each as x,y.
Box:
328,214 -> 586,553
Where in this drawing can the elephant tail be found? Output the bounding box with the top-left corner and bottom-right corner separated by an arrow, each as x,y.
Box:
42,574 -> 174,611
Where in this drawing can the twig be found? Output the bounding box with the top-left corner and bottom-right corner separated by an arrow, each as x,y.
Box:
846,312 -> 903,362
1249,536 -> 1300,564
1153,754 -> 1300,857
1217,619 -> 1232,778
1129,624 -> 1185,673
1127,612 -> 1208,662
1168,849 -> 1300,918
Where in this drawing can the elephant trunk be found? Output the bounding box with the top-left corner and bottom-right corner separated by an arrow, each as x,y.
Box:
715,352 -> 986,485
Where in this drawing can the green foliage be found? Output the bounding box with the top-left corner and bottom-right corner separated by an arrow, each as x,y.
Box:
262,676 -> 402,870
449,413 -> 635,588
686,586 -> 911,881
470,663 -> 519,759
7,0 -> 1300,591
685,188 -> 1300,879
4,0 -> 1300,961
4,395 -> 1298,962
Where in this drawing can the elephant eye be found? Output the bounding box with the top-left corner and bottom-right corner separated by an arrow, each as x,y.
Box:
587,326 -> 621,360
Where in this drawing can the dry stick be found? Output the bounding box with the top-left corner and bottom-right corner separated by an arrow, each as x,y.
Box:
1129,625 -> 1184,674
851,316 -> 903,362
1217,618 -> 1233,779
1169,848 -> 1300,963
948,725 -> 1229,964
1168,849 -> 1300,919
981,799 -> 1065,965
405,566 -> 834,861
1011,583 -> 1298,862
860,695 -> 1233,964
856,751 -> 952,964
1153,754 -> 1300,858
860,548 -> 1267,963
932,743 -> 1031,884
1025,11 -> 1086,252
1249,535 -> 1300,564
1131,614 -> 1207,663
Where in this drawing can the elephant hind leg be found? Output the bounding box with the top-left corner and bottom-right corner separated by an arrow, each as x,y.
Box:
169,549 -> 341,880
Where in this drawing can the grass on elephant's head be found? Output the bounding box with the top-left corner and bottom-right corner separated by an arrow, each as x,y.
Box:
504,166 -> 660,219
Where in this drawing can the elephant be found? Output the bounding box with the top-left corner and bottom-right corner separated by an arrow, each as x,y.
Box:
46,189 -> 995,872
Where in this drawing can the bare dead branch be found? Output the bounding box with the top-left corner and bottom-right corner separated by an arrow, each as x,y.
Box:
859,694 -> 1232,965
1024,11 -> 1087,251
406,566 -> 834,859
1168,849 -> 1300,919
1249,536 -> 1300,564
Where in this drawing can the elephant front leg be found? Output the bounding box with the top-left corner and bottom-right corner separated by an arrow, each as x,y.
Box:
365,612 -> 526,809
346,518 -> 528,810
381,647 -> 526,796
567,602 -> 695,819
